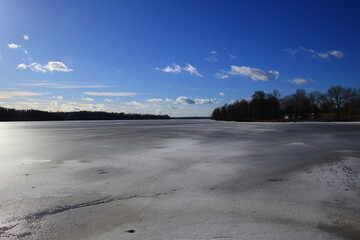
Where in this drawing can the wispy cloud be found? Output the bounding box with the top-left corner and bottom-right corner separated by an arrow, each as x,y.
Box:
104,98 -> 113,102
226,66 -> 279,81
126,101 -> 148,109
83,92 -> 137,97
194,98 -> 218,104
56,95 -> 63,100
183,63 -> 202,76
2,99 -> 107,112
126,101 -> 143,106
205,56 -> 218,62
205,50 -> 218,62
229,54 -> 238,60
155,63 -> 202,76
213,72 -> 229,79
288,78 -> 311,85
0,91 -> 48,99
155,63 -> 182,73
20,82 -> 107,89
284,47 -> 345,60
146,98 -> 163,103
219,92 -> 225,96
8,42 -> 31,61
7,43 -> 21,49
82,97 -> 95,101
328,50 -> 345,58
16,61 -> 73,73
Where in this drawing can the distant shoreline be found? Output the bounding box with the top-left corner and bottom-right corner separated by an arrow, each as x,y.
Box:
0,106 -> 170,121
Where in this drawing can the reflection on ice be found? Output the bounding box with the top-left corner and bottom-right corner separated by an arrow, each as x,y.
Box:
286,142 -> 306,146
21,159 -> 52,164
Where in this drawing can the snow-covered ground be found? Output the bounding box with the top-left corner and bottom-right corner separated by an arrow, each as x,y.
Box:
0,120 -> 359,239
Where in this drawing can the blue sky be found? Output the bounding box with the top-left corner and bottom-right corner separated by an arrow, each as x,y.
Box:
0,0 -> 359,117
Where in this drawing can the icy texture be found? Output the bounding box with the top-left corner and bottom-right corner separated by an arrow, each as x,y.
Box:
0,120 -> 359,239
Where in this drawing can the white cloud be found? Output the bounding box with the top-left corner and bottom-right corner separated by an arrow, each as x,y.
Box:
284,47 -> 345,60
183,63 -> 202,76
155,64 -> 182,73
176,96 -> 195,104
47,61 -> 73,72
16,61 -> 73,73
56,95 -> 63,100
16,63 -> 27,69
83,92 -> 137,97
156,63 -> 202,76
288,78 -> 310,85
164,98 -> 174,103
127,101 -> 143,106
28,63 -> 48,73
8,43 -> 21,49
227,66 -> 279,81
210,50 -> 218,55
146,98 -> 163,102
213,73 -> 229,79
329,50 -> 345,58
175,96 -> 217,105
0,91 -> 48,99
82,97 -> 95,101
104,98 -> 113,102
219,92 -> 225,96
194,98 -> 218,104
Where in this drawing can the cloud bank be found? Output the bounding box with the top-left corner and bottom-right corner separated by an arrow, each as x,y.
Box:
0,91 -> 48,99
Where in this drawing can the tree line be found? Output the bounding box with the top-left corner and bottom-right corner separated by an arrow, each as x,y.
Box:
0,107 -> 170,121
212,85 -> 360,121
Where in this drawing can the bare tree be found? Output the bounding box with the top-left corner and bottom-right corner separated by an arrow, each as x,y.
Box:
327,86 -> 354,120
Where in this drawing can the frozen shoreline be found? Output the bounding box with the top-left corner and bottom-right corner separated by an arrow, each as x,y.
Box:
0,120 -> 359,239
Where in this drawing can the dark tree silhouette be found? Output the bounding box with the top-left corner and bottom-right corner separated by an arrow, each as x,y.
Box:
327,86 -> 354,120
308,91 -> 323,119
0,107 -> 170,121
212,86 -> 360,122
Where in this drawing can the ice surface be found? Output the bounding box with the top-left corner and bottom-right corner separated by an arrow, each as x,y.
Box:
0,120 -> 359,239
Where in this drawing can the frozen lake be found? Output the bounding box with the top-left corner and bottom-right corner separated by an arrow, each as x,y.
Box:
0,120 -> 359,239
